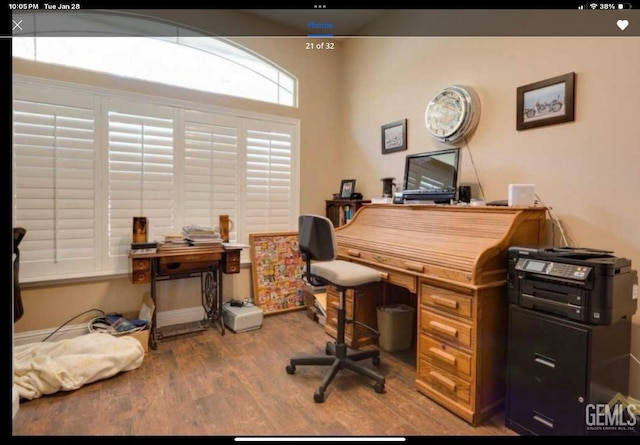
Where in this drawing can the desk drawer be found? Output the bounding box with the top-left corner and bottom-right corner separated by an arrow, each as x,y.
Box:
418,358 -> 472,405
419,333 -> 472,378
370,265 -> 417,293
420,308 -> 473,349
223,250 -> 241,274
158,253 -> 221,275
421,283 -> 472,320
131,269 -> 150,284
131,258 -> 150,284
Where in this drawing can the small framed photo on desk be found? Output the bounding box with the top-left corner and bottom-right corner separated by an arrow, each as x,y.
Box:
340,179 -> 356,199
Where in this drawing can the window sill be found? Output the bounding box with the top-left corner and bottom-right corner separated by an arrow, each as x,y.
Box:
21,272 -> 130,289
21,260 -> 252,289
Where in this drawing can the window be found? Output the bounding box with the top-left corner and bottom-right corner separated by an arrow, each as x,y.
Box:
12,11 -> 297,107
12,77 -> 300,281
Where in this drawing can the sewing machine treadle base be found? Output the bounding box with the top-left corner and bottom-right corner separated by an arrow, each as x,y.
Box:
156,320 -> 207,340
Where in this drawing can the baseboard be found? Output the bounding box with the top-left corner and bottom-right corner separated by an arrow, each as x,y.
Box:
12,306 -> 205,346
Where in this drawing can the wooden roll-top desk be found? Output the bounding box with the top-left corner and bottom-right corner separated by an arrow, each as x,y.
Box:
334,203 -> 547,426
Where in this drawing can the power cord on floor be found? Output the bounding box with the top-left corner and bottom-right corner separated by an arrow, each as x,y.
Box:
40,308 -> 106,342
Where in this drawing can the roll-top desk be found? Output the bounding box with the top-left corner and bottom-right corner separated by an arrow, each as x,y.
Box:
334,204 -> 547,426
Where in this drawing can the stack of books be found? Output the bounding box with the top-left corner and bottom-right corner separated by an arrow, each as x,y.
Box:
157,233 -> 189,251
182,224 -> 223,246
130,241 -> 158,255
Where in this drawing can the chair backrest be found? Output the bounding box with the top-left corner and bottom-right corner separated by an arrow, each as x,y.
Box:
298,215 -> 337,262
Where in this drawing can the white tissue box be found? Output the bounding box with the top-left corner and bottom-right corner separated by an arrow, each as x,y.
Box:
508,184 -> 535,207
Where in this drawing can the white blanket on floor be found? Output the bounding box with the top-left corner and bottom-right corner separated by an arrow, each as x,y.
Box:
13,333 -> 145,400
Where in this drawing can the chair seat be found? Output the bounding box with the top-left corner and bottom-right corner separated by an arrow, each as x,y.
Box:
311,260 -> 381,288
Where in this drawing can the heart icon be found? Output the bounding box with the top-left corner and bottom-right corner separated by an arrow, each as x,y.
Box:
617,19 -> 629,31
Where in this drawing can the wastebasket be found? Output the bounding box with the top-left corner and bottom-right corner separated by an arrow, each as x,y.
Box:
376,304 -> 415,352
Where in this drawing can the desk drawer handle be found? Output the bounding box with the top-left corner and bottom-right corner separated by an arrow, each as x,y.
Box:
347,249 -> 361,258
166,262 -> 180,270
430,321 -> 458,338
432,295 -> 458,309
404,261 -> 424,272
428,347 -> 457,366
429,370 -> 457,393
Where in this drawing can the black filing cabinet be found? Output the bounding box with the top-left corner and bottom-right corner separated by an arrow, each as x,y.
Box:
505,305 -> 633,436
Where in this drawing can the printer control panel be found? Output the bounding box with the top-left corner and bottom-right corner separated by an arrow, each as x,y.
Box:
514,258 -> 592,281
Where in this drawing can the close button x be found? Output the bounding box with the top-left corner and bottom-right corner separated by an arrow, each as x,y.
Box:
12,20 -> 23,31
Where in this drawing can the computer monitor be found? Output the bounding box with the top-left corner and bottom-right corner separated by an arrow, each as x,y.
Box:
402,148 -> 460,203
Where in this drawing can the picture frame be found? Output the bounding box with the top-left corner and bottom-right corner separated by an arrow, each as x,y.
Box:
381,119 -> 407,154
340,179 -> 356,199
517,72 -> 575,131
249,231 -> 305,315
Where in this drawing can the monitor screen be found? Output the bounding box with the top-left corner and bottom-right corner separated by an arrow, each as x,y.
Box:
402,148 -> 460,202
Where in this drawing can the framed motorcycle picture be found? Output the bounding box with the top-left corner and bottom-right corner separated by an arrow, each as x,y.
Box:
516,72 -> 575,131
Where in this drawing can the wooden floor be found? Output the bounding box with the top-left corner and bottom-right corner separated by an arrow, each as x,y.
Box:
12,309 -> 517,437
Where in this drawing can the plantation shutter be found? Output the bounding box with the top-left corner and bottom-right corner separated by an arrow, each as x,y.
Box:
12,85 -> 97,279
13,77 -> 299,281
244,119 -> 298,236
182,110 -> 239,239
106,99 -> 174,269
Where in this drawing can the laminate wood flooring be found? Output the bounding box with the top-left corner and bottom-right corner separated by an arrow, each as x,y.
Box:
12,309 -> 517,437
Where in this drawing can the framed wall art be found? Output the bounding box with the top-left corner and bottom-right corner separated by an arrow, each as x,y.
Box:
381,119 -> 407,154
517,72 -> 575,131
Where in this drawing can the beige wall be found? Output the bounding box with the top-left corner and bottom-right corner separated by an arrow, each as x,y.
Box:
13,10 -> 639,397
339,16 -> 639,397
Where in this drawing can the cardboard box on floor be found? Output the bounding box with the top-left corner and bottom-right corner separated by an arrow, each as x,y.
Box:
120,292 -> 155,355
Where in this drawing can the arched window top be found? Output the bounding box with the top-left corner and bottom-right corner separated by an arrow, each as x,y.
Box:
12,11 -> 297,107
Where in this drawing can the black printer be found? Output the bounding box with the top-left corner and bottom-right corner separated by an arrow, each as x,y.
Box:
507,246 -> 637,325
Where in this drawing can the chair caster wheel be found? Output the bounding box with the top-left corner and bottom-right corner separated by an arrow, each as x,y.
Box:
314,390 -> 325,403
372,356 -> 380,366
325,343 -> 332,355
285,364 -> 296,374
374,382 -> 385,394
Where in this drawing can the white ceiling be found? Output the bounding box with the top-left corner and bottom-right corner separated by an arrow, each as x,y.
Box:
244,9 -> 386,35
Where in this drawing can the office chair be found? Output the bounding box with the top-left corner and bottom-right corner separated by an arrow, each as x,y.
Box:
286,214 -> 386,403
13,227 -> 26,322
